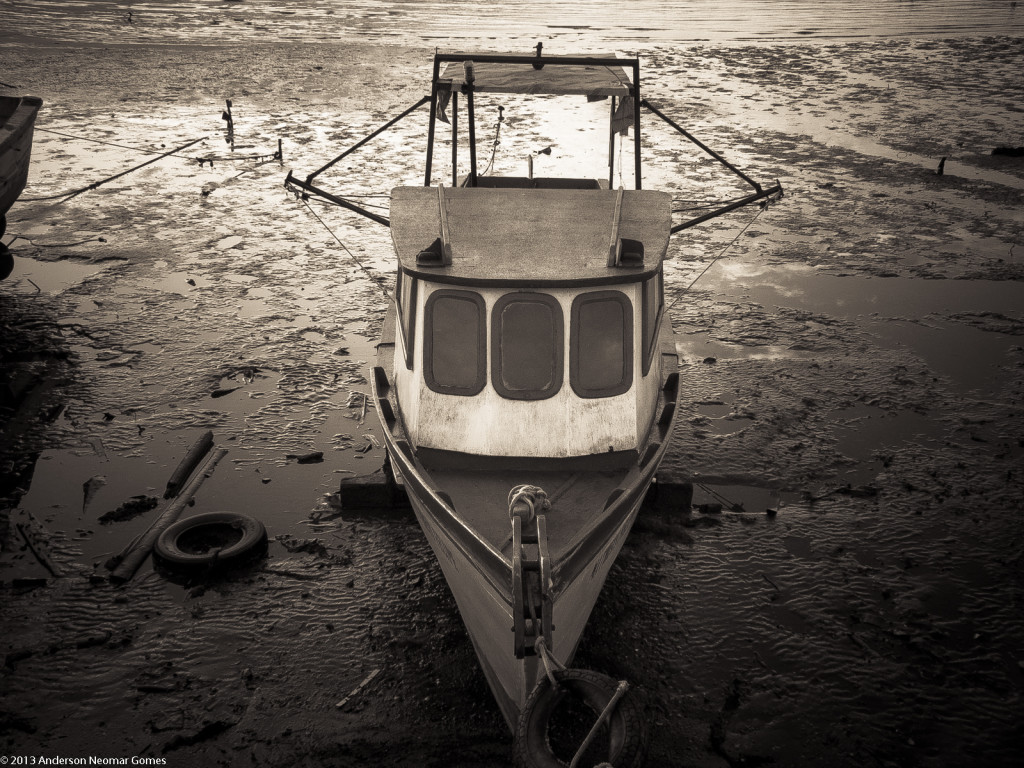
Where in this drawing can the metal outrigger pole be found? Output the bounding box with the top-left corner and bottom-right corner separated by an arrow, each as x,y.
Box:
284,95 -> 432,227
641,99 -> 783,232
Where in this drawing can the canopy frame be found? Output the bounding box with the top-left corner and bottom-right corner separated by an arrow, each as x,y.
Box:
426,51 -> 642,190
283,46 -> 784,233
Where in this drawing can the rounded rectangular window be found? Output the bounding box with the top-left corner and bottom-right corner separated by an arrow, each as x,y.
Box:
492,293 -> 563,400
424,289 -> 486,395
571,290 -> 633,398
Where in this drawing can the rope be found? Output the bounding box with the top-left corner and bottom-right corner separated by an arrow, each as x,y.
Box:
6,235 -> 105,248
667,198 -> 771,311
297,197 -> 391,300
533,636 -> 564,689
34,127 -> 202,159
695,481 -> 745,512
480,106 -> 504,177
195,150 -> 281,166
20,136 -> 206,203
508,484 -> 550,523
35,127 -> 279,170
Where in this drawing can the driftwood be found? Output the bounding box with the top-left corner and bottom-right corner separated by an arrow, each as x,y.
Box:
164,430 -> 214,498
109,447 -> 227,583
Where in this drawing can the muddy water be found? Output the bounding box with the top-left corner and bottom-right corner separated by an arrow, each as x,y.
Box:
2,4 -> 1024,768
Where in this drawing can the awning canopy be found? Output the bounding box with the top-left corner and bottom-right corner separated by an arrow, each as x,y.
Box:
436,53 -> 634,98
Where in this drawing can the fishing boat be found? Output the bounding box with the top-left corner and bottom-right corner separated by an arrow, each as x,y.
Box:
1,95 -> 42,238
286,47 -> 780,763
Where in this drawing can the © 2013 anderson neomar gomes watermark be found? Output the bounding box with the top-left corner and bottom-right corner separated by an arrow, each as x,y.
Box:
2,759 -> 168,765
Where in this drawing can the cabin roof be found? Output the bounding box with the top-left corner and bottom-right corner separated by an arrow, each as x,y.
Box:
436,53 -> 633,98
390,186 -> 670,286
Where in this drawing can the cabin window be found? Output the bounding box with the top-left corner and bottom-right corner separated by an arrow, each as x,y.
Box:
641,272 -> 663,375
570,291 -> 633,398
491,293 -> 564,400
397,269 -> 417,369
424,289 -> 486,395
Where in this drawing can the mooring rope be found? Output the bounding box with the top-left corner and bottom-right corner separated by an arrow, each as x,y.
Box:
20,136 -> 206,203
5,235 -> 105,248
695,481 -> 745,512
298,197 -> 392,300
667,197 -> 772,311
36,126 -> 280,166
533,636 -> 564,689
34,126 -> 202,159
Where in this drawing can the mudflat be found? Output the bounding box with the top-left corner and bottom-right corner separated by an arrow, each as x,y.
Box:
2,28 -> 1023,768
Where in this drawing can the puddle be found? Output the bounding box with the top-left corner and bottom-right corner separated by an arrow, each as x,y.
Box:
3,255 -> 106,294
697,261 -> 1024,394
690,481 -> 796,516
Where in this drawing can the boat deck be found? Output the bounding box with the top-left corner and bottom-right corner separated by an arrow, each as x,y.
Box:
415,453 -> 630,560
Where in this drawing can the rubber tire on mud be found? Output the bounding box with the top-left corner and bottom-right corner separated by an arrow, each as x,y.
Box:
513,669 -> 648,768
154,511 -> 267,573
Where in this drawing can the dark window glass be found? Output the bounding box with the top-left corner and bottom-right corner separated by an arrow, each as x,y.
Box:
397,270 -> 417,369
492,293 -> 563,400
424,290 -> 485,395
642,272 -> 662,374
571,291 -> 633,398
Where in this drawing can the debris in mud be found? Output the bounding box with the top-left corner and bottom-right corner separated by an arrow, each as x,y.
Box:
286,451 -> 324,464
210,386 -> 240,398
12,514 -> 64,578
992,146 -> 1024,157
82,474 -> 107,511
99,494 -> 159,524
277,534 -> 331,559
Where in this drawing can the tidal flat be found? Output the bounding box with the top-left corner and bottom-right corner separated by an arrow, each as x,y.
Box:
2,8 -> 1023,767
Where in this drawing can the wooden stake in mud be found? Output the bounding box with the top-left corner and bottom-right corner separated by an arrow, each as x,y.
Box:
109,446 -> 228,583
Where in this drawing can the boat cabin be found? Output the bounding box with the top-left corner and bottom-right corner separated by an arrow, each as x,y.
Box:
389,184 -> 670,459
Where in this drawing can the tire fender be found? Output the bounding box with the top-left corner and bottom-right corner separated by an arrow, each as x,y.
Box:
513,668 -> 648,768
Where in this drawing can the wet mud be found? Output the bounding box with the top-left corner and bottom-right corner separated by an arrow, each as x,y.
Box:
2,12 -> 1024,768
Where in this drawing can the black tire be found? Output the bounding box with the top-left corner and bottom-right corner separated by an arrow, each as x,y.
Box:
154,511 -> 267,573
513,669 -> 648,768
